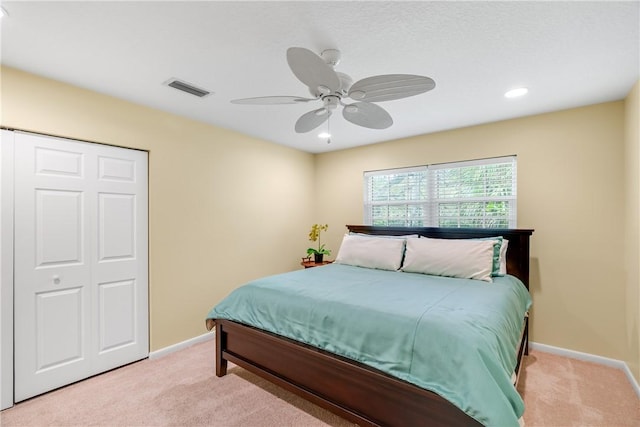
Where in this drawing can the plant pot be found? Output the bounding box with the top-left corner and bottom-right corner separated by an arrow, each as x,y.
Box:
314,253 -> 324,263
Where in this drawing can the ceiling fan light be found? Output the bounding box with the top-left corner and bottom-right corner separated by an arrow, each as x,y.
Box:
505,87 -> 528,98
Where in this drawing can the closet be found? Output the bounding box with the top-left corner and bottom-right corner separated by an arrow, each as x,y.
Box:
1,131 -> 148,405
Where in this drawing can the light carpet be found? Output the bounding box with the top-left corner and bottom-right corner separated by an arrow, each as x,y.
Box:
1,339 -> 638,426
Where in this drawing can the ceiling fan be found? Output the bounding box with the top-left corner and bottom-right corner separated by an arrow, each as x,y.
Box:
231,47 -> 436,134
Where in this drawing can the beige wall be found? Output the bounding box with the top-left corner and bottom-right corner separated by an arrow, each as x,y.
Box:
624,80 -> 640,382
315,102 -> 631,362
0,66 -> 316,350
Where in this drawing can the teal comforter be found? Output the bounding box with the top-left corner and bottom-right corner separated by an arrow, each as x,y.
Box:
207,264 -> 531,426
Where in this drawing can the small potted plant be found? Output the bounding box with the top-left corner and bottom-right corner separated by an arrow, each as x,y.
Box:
307,223 -> 331,263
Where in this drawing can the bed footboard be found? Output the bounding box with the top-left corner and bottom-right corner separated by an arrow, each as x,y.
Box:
215,319 -> 482,427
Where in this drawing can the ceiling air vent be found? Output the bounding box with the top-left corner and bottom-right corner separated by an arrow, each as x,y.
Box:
164,78 -> 211,98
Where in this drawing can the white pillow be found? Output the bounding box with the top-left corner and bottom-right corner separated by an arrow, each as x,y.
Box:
401,237 -> 496,282
334,234 -> 406,271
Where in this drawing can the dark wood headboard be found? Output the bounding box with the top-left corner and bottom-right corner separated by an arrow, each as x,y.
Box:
346,225 -> 534,289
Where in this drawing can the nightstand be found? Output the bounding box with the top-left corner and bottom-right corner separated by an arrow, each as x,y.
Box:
301,260 -> 333,268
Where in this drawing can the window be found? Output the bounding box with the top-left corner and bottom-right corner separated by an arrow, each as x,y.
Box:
364,156 -> 517,228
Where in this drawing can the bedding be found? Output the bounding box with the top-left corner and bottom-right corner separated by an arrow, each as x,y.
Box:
207,263 -> 531,426
499,239 -> 509,275
334,233 -> 406,270
402,237 -> 496,281
469,236 -> 508,276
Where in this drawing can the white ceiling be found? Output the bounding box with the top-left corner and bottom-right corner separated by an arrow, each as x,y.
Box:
1,1 -> 639,153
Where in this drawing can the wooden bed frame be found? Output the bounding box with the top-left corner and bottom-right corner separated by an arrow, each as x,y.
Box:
214,225 -> 534,427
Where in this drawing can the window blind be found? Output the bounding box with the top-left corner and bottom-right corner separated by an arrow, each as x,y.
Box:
364,156 -> 517,228
364,166 -> 428,226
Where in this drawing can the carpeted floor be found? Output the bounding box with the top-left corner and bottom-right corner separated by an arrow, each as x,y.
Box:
1,338 -> 638,426
517,351 -> 639,426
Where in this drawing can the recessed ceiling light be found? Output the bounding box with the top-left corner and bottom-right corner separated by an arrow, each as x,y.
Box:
318,132 -> 331,139
505,87 -> 528,98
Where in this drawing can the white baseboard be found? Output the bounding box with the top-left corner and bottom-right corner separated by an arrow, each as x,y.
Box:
148,335 -> 640,399
148,332 -> 214,360
530,341 -> 640,398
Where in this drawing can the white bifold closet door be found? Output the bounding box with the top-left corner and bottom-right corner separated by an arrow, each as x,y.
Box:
13,132 -> 148,402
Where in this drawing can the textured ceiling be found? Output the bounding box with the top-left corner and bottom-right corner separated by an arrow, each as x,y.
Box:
1,1 -> 639,153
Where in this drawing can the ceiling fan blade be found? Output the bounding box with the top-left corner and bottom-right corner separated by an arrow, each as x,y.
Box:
295,108 -> 331,133
231,96 -> 317,105
348,74 -> 435,103
287,47 -> 341,95
342,102 -> 393,130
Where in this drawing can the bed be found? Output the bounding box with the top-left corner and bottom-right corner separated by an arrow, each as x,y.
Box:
206,225 -> 534,426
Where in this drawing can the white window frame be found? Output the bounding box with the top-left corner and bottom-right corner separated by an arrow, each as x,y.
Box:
363,156 -> 517,228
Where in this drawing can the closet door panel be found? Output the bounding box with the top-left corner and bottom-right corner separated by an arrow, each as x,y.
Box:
14,133 -> 93,402
92,145 -> 148,371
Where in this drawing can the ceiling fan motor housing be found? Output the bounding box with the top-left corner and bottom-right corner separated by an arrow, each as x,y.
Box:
324,95 -> 340,110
